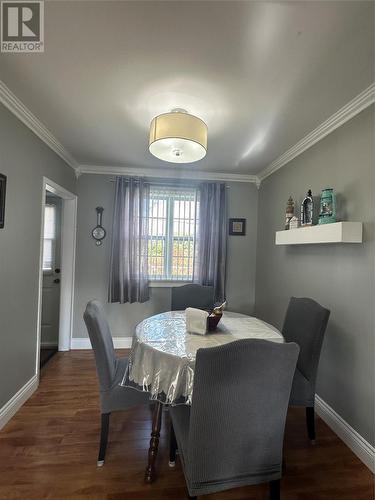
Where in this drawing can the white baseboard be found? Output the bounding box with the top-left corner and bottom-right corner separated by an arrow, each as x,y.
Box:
0,375 -> 39,430
71,337 -> 132,349
315,395 -> 375,473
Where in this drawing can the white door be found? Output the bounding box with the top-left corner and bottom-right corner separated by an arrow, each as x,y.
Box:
41,194 -> 62,347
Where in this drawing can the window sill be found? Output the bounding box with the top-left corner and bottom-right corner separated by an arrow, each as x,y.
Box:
149,281 -> 193,288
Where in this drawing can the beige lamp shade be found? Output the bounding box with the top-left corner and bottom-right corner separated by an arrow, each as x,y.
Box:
149,111 -> 207,163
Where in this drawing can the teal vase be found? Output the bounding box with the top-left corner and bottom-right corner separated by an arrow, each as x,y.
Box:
318,188 -> 336,224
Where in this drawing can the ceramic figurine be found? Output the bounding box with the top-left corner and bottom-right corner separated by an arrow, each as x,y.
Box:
318,188 -> 336,224
301,189 -> 314,226
289,215 -> 299,230
285,196 -> 295,230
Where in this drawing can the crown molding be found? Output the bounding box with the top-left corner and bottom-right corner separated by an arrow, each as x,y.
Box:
258,82 -> 375,182
5,77 -> 372,184
0,80 -> 78,170
77,164 -> 259,184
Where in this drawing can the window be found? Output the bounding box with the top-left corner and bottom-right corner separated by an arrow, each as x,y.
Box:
147,186 -> 198,281
43,204 -> 57,271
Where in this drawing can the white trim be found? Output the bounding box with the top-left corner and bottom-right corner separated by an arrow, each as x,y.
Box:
0,375 -> 38,430
71,337 -> 133,349
275,222 -> 363,245
36,178 -> 77,377
45,178 -> 77,200
36,182 -> 47,375
58,196 -> 77,351
77,164 -> 258,184
315,395 -> 375,473
2,79 -> 374,184
0,80 -> 78,170
259,82 -> 375,181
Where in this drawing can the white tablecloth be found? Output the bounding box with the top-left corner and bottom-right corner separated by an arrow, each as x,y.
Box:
121,311 -> 284,405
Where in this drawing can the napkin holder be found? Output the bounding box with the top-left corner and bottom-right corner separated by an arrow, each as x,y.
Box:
186,302 -> 227,334
185,307 -> 209,335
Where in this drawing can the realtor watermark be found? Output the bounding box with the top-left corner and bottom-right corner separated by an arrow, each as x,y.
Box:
1,0 -> 44,52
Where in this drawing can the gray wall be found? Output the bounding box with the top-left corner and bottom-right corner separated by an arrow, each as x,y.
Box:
0,104 -> 76,409
2,95 -> 373,449
73,175 -> 258,338
255,106 -> 374,445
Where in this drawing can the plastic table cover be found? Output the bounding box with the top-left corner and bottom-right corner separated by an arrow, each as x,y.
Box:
121,311 -> 284,405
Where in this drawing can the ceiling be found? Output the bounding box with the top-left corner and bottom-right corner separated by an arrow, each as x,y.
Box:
0,1 -> 373,175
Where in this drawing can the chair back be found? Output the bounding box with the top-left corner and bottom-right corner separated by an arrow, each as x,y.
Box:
187,339 -> 299,486
171,284 -> 214,311
282,297 -> 330,381
83,300 -> 117,391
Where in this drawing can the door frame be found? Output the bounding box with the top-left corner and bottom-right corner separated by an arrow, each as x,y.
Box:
36,177 -> 77,375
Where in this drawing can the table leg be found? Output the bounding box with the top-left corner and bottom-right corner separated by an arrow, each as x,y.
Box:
144,401 -> 162,483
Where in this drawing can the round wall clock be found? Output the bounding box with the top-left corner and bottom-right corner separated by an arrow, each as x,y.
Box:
92,206 -> 106,246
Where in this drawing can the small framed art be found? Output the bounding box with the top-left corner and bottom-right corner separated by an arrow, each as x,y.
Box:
0,174 -> 6,229
229,218 -> 246,236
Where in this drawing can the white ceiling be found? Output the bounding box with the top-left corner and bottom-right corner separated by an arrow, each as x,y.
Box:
0,1 -> 373,175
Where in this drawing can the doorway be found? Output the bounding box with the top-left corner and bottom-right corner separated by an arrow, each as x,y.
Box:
40,192 -> 62,367
36,178 -> 77,375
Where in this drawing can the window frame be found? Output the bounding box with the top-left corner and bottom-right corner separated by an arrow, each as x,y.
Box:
42,203 -> 57,274
147,185 -> 197,284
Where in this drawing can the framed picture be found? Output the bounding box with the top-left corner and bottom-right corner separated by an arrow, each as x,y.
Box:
0,174 -> 7,229
229,218 -> 246,236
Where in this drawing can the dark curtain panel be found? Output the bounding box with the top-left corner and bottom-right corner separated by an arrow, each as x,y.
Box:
108,177 -> 150,304
194,182 -> 227,303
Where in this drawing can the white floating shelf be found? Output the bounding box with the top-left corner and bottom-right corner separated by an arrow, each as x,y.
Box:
275,222 -> 363,245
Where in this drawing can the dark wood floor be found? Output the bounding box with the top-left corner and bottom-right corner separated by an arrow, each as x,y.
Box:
0,351 -> 373,500
39,347 -> 58,369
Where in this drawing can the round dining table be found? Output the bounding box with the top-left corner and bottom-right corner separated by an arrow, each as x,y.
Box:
121,310 -> 284,483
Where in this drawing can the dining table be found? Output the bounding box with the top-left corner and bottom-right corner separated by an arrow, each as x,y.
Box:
120,310 -> 284,483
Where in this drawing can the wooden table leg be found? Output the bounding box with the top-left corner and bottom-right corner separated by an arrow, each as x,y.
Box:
144,401 -> 163,483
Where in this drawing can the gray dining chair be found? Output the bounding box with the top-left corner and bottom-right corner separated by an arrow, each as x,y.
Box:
83,300 -> 149,466
171,284 -> 214,311
169,339 -> 299,500
282,297 -> 330,442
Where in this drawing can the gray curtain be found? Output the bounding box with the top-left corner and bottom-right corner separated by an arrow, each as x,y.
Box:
194,182 -> 227,303
108,177 -> 150,304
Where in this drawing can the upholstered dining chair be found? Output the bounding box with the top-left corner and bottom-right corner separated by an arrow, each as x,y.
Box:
169,339 -> 299,500
282,297 -> 330,442
83,300 -> 149,466
171,284 -> 214,311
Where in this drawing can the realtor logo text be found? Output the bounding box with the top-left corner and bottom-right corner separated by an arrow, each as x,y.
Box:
1,0 -> 44,52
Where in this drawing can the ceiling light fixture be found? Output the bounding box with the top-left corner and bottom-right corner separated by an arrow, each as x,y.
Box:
149,109 -> 207,163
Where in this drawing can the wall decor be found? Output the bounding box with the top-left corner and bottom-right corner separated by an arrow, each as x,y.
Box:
229,218 -> 246,236
319,188 -> 336,224
285,196 -> 295,230
300,189 -> 314,226
0,174 -> 7,229
289,215 -> 299,230
91,206 -> 106,245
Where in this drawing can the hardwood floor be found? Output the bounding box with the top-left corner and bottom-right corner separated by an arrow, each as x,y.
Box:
0,350 -> 373,500
39,347 -> 58,369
